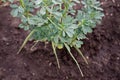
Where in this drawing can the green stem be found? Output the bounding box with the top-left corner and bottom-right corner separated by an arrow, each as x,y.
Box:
30,40 -> 39,50
62,0 -> 71,17
47,17 -> 62,31
17,30 -> 35,54
20,0 -> 25,8
64,43 -> 84,77
52,42 -> 60,69
74,46 -> 88,64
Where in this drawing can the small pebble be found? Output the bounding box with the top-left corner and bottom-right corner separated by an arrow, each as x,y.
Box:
49,62 -> 52,66
9,68 -> 12,71
110,13 -> 113,16
86,56 -> 89,59
106,13 -> 109,16
117,4 -> 120,7
6,42 -> 9,46
65,76 -> 69,79
112,0 -> 115,3
117,57 -> 120,60
24,63 -> 27,67
2,37 -> 7,41
32,72 -> 35,76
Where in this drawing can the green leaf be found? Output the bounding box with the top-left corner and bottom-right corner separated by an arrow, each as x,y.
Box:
82,26 -> 92,34
28,19 -> 36,25
52,0 -> 62,4
66,29 -> 74,37
54,36 -> 59,43
62,16 -> 73,25
62,31 -> 66,37
77,33 -> 86,40
35,0 -> 42,5
8,0 -> 14,3
21,16 -> 27,23
11,9 -> 19,17
19,24 -> 24,28
53,12 -> 62,17
75,41 -> 83,48
65,24 -> 78,37
73,0 -> 80,3
24,26 -> 29,31
10,4 -> 18,8
40,7 -> 46,15
18,6 -> 24,13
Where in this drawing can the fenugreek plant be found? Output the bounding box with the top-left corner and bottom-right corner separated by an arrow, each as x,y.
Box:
6,0 -> 104,76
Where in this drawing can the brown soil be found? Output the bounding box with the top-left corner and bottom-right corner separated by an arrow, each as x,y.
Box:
0,0 -> 120,80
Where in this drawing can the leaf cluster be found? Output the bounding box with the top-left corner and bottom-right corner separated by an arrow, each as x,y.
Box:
10,0 -> 103,48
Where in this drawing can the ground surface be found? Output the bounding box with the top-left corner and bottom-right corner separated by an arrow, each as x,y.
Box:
0,0 -> 120,80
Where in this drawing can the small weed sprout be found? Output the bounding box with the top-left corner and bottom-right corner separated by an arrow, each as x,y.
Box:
7,0 -> 104,76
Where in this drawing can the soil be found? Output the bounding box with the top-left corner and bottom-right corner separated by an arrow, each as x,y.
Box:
0,0 -> 120,80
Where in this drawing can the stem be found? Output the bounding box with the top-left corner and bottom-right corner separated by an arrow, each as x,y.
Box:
17,30 -> 35,54
74,46 -> 88,64
52,42 -> 60,69
64,43 -> 84,77
50,5 -> 53,18
20,0 -> 25,8
47,17 -> 62,31
30,40 -> 39,50
62,0 -> 71,17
